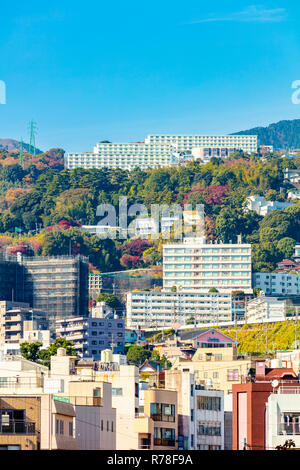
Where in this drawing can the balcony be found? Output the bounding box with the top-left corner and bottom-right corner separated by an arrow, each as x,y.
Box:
154,438 -> 175,447
0,420 -> 36,435
150,413 -> 175,423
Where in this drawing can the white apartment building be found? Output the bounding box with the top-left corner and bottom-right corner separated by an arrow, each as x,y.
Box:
246,296 -> 287,323
265,388 -> 300,450
126,290 -> 233,329
65,134 -> 257,171
253,272 -> 300,296
163,238 -> 252,294
284,168 -> 300,185
246,196 -> 292,216
165,370 -> 224,450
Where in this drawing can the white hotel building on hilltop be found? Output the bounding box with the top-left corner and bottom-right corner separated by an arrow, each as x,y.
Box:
65,134 -> 258,171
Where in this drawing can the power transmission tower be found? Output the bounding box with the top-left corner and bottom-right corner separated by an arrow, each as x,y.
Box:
19,138 -> 24,169
28,120 -> 38,155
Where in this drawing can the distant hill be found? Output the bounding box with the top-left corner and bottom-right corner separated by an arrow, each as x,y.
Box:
0,138 -> 43,154
231,119 -> 300,150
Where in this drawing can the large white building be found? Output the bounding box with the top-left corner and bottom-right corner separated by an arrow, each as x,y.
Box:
265,388 -> 300,450
65,134 -> 258,171
246,296 -> 287,324
163,237 -> 252,294
253,272 -> 300,296
246,196 -> 292,216
126,290 -> 233,328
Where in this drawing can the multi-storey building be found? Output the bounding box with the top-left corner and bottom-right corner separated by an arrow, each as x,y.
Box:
245,295 -> 299,324
232,360 -> 300,450
165,369 -> 224,450
265,387 -> 300,450
0,350 -> 117,450
163,237 -> 252,294
55,302 -> 125,359
246,196 -> 292,216
171,329 -> 254,394
253,272 -> 300,296
88,272 -> 103,297
20,255 -> 89,333
0,394 -> 77,450
65,134 -> 257,171
284,168 -> 300,185
126,290 -> 233,329
0,301 -> 49,350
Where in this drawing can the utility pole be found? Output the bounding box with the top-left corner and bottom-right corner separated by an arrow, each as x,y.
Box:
265,325 -> 268,353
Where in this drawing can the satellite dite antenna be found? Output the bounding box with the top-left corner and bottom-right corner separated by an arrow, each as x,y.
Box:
271,379 -> 279,393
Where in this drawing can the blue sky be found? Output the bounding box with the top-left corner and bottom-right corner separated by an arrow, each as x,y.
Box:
0,1 -> 300,152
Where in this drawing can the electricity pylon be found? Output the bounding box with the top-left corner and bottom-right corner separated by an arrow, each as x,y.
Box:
28,120 -> 38,155
19,138 -> 24,169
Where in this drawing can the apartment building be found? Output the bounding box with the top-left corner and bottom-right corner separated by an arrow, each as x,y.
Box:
171,329 -> 254,394
245,295 -> 299,324
232,360 -> 300,450
246,196 -> 292,216
126,290 -> 233,329
165,369 -> 224,450
0,395 -> 76,450
0,350 -> 117,450
266,388 -> 300,450
70,357 -> 140,450
55,302 -> 125,359
253,272 -> 300,296
163,237 -> 252,294
65,134 -> 257,171
0,301 -> 49,350
20,255 -> 89,332
284,168 -> 300,185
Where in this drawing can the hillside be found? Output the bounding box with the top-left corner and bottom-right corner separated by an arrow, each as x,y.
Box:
219,320 -> 300,355
231,119 -> 300,150
0,138 -> 43,154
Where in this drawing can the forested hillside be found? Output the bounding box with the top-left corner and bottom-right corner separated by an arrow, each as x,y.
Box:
232,119 -> 300,149
0,149 -> 299,273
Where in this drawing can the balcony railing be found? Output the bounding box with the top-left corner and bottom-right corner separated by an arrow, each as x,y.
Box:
154,438 -> 175,447
150,414 -> 175,423
0,420 -> 36,435
279,423 -> 300,435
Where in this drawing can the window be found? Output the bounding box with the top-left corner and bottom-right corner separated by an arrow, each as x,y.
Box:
154,427 -> 175,446
101,420 -> 103,431
107,421 -> 109,431
197,421 -> 221,436
227,369 -> 239,381
112,388 -> 123,396
60,420 -> 64,435
56,419 -> 59,434
150,403 -> 176,422
197,396 -> 221,411
69,422 -> 73,437
111,421 -> 114,432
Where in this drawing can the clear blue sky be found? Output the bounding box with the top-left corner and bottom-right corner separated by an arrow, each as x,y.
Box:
0,1 -> 300,152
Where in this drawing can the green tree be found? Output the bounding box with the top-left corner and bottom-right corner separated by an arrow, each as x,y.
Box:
96,293 -> 123,310
20,342 -> 42,362
126,345 -> 151,365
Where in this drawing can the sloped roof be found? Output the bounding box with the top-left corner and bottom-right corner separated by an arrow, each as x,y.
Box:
178,327 -> 237,344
